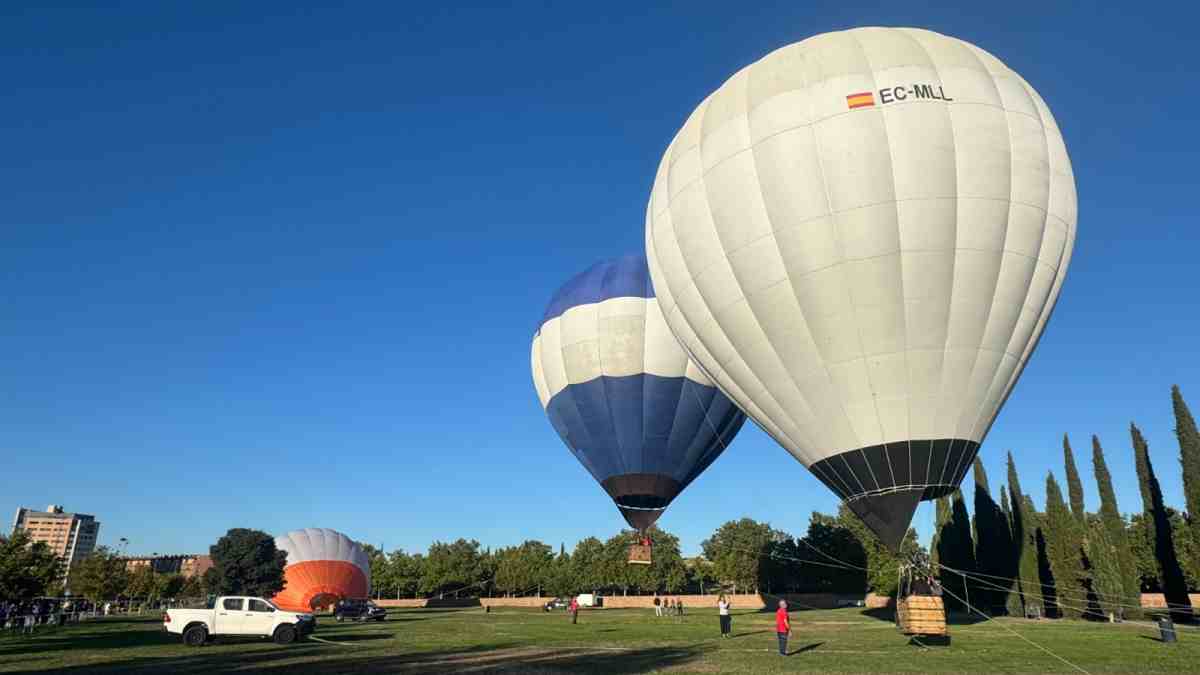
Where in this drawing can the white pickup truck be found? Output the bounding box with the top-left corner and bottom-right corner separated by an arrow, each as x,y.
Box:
163,596 -> 314,646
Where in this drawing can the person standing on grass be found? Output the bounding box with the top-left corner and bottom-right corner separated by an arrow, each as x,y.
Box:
569,597 -> 579,624
718,595 -> 731,638
654,595 -> 662,618
677,598 -> 684,617
775,600 -> 791,656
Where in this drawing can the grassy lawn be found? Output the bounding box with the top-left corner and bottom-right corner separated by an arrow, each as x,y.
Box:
1,606 -> 1197,673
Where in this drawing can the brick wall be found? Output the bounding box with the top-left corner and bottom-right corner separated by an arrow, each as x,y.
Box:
1138,593 -> 1200,609
377,593 -> 868,610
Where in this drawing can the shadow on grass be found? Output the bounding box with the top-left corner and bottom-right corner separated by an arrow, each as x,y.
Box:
788,641 -> 824,655
729,630 -> 770,639
36,641 -> 708,674
0,619 -> 170,657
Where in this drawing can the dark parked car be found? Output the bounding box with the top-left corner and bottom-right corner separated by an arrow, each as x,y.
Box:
543,598 -> 570,612
333,599 -> 387,622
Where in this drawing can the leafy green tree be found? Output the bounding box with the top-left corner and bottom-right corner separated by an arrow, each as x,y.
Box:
1173,385 -> 1200,571
1007,452 -> 1042,616
386,551 -> 423,598
797,513 -> 867,593
1091,435 -> 1140,618
543,546 -> 574,598
835,504 -> 920,597
569,537 -> 605,595
179,574 -> 204,599
421,539 -> 482,597
1043,472 -> 1088,619
0,531 -> 62,602
685,556 -> 718,594
362,545 -> 390,600
200,567 -> 221,599
159,573 -> 186,600
700,518 -> 781,594
494,540 -> 553,596
125,565 -> 158,600
1132,422 -> 1193,622
71,547 -> 128,603
209,528 -> 287,598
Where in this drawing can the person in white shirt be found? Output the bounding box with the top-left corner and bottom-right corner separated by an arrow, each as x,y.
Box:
718,595 -> 731,638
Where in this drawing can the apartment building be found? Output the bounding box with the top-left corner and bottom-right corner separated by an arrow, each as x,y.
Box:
124,554 -> 213,578
12,504 -> 101,567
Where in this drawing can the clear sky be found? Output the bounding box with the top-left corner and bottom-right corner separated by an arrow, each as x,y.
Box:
2,1 -> 1197,558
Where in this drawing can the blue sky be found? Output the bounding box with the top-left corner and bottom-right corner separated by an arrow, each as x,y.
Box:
2,1 -> 1197,558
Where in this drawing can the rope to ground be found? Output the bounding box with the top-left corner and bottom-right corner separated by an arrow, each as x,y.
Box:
936,580 -> 1091,674
938,564 -> 1198,633
937,564 -> 1198,611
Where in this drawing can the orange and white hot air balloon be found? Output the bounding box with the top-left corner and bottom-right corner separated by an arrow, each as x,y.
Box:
271,528 -> 371,612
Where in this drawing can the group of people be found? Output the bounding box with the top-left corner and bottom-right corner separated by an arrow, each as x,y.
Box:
652,595 -> 685,618
0,600 -> 78,635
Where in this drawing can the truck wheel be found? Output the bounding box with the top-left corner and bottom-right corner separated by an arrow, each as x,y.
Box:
375,616 -> 385,622
183,625 -> 208,647
273,624 -> 297,645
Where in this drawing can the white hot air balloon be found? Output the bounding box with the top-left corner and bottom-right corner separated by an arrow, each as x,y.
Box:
645,27 -> 1075,548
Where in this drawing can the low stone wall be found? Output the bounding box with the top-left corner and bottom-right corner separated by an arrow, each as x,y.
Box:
377,593 -> 868,610
378,592 -> 1200,612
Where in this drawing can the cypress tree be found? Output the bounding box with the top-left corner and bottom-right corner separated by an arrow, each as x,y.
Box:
972,457 -> 1013,613
930,495 -> 951,569
999,485 -> 1023,616
1063,435 -> 1086,524
1007,452 -> 1043,616
1132,422 -> 1193,622
1172,385 -> 1200,565
935,490 -> 977,612
1044,473 -> 1088,619
1092,435 -> 1140,618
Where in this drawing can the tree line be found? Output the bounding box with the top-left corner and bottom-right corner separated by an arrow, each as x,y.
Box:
0,528 -> 288,607
4,386 -> 1198,623
931,385 -> 1200,623
361,509 -> 915,601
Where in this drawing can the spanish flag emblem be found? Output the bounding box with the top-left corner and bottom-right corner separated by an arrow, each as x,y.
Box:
846,91 -> 875,109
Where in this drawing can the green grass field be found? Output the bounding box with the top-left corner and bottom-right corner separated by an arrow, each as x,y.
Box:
1,606 -> 1197,673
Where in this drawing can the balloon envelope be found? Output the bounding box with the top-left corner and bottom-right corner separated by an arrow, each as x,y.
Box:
645,27 -> 1075,548
272,528 -> 370,612
531,254 -> 746,530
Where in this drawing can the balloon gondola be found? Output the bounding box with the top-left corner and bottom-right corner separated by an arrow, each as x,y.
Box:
896,563 -> 947,637
628,535 -> 653,565
645,27 -> 1076,549
532,254 -> 747,560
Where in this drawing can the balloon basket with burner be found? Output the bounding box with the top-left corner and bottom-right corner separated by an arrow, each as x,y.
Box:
627,536 -> 652,565
895,563 -> 947,637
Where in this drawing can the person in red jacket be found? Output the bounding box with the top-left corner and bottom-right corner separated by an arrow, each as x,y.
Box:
775,600 -> 791,656
568,597 -> 579,625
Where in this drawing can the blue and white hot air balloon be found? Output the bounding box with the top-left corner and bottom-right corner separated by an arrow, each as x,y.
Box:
531,254 -> 746,531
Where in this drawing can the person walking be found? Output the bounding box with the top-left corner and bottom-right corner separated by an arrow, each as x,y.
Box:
654,595 -> 662,618
775,600 -> 791,656
718,595 -> 731,638
568,597 -> 579,625
676,598 -> 684,618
